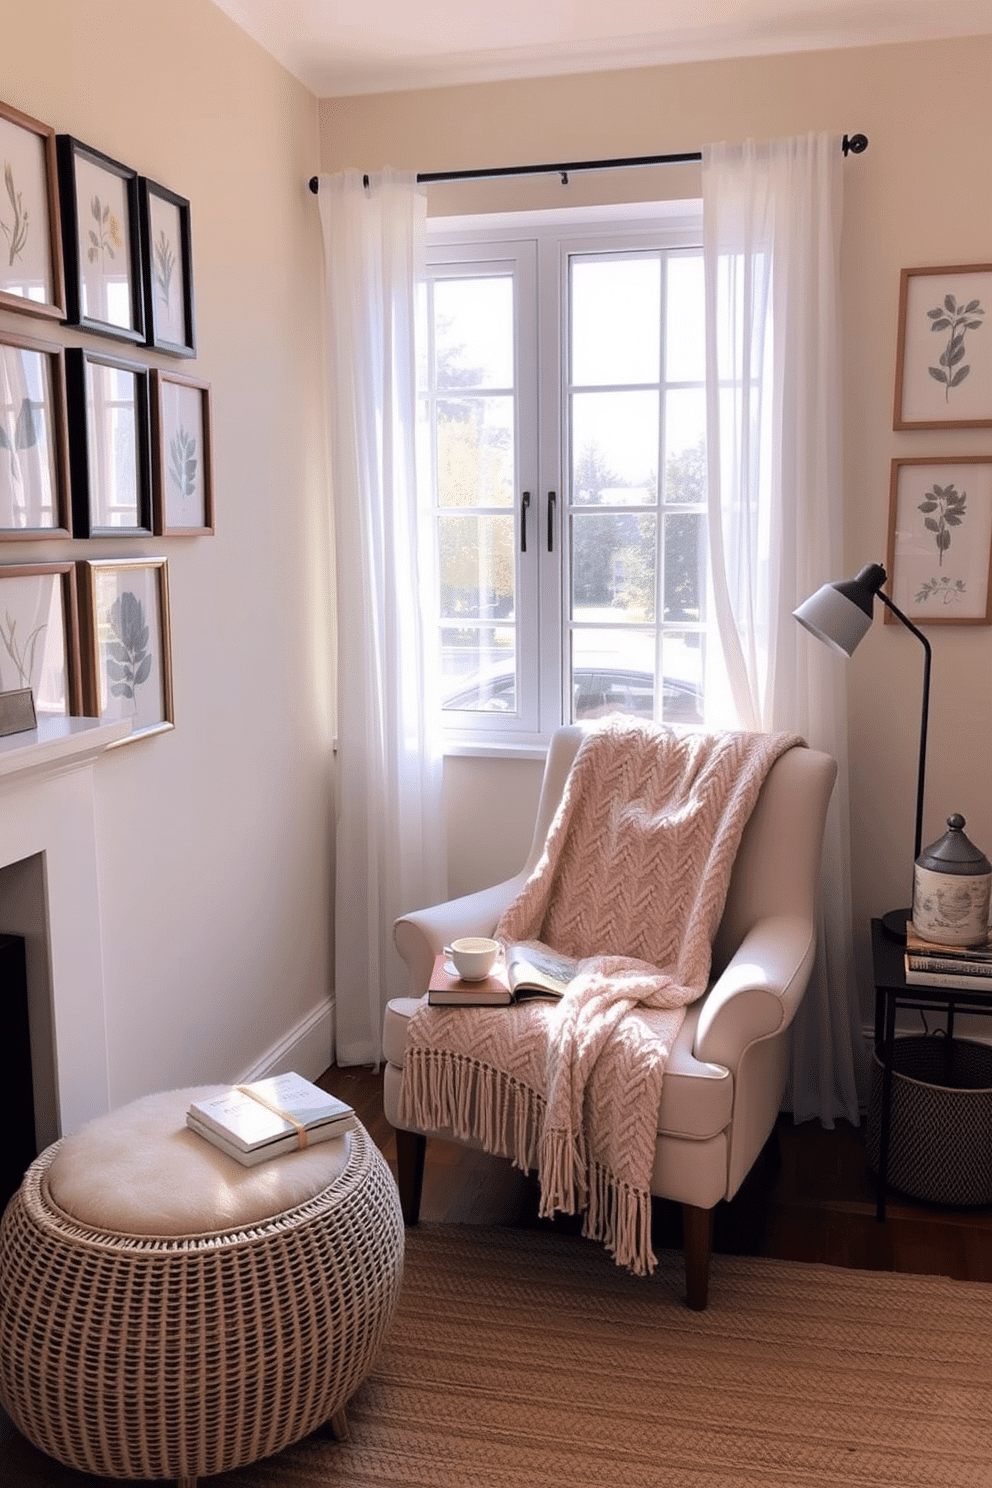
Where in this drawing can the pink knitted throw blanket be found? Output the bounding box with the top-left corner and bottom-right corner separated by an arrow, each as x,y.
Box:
399,719 -> 802,1274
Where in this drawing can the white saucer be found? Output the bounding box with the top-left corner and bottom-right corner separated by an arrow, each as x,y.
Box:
444,960 -> 489,981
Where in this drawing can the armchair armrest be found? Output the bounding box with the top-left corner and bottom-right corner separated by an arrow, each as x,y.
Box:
693,915 -> 817,1072
393,872 -> 530,994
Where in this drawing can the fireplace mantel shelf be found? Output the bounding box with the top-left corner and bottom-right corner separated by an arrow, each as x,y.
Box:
0,716 -> 131,788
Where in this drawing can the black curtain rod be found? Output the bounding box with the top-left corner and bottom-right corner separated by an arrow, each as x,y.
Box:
308,133 -> 867,194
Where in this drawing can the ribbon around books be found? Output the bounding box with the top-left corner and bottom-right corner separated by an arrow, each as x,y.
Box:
235,1083 -> 309,1148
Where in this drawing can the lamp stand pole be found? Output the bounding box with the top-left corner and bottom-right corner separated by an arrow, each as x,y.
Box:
875,588 -> 932,941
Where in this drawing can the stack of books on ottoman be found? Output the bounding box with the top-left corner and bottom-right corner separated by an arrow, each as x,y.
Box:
187,1072 -> 354,1165
904,923 -> 992,990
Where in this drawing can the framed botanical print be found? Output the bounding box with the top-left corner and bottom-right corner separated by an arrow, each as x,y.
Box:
0,329 -> 71,538
0,98 -> 65,319
65,347 -> 151,538
886,456 -> 992,624
77,556 -> 173,743
151,369 -> 213,534
139,177 -> 196,356
0,560 -> 81,716
894,265 -> 992,429
56,134 -> 144,344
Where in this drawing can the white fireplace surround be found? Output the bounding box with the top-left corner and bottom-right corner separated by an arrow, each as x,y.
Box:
1,716 -> 129,1145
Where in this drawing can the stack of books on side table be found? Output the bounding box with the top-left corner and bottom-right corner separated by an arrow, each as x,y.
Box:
187,1072 -> 354,1166
904,922 -> 992,990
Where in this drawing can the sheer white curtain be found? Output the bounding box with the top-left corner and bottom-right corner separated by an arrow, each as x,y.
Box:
318,170 -> 445,1066
702,133 -> 867,1125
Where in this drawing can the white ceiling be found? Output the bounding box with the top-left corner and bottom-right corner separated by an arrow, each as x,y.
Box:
210,0 -> 992,97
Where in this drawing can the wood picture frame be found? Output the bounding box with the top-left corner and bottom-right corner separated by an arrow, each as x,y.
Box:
139,177 -> 196,357
0,329 -> 71,539
0,98 -> 65,320
886,456 -> 992,625
894,264 -> 992,429
0,560 -> 81,716
65,347 -> 152,538
77,556 -> 173,743
56,134 -> 144,344
151,369 -> 213,534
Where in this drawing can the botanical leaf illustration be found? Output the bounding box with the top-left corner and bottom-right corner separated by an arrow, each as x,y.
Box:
927,293 -> 985,401
168,425 -> 197,499
0,608 -> 45,689
916,575 -> 967,606
918,482 -> 966,566
154,229 -> 175,307
87,194 -> 123,265
105,590 -> 152,703
1,160 -> 29,267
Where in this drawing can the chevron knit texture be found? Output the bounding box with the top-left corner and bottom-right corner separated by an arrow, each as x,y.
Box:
400,718 -> 803,1275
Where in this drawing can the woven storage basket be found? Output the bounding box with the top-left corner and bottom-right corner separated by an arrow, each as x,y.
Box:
0,1118 -> 404,1482
866,1035 -> 992,1206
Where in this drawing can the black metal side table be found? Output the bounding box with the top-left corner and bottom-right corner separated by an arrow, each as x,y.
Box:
870,916 -> 992,1221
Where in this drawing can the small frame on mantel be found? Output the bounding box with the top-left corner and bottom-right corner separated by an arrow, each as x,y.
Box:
151,369 -> 214,534
0,97 -> 65,320
0,560 -> 82,717
77,556 -> 173,744
56,134 -> 144,345
65,347 -> 152,538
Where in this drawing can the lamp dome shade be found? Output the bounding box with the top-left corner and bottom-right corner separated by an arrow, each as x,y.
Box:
793,563 -> 887,657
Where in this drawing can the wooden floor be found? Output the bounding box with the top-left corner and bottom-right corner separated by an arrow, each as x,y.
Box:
320,1063 -> 992,1284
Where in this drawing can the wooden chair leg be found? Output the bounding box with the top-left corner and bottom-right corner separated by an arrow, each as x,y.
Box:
683,1202 -> 714,1311
394,1129 -> 426,1224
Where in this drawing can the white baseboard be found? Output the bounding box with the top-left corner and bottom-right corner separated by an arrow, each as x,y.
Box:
238,997 -> 335,1084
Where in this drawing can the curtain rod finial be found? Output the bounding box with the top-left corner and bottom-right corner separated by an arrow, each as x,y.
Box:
842,133 -> 868,155
309,176 -> 319,194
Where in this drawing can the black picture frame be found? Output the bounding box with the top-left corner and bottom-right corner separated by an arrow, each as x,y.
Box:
65,347 -> 152,538
139,177 -> 196,357
56,135 -> 144,344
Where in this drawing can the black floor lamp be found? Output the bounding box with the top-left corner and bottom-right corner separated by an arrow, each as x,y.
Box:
794,562 -> 931,941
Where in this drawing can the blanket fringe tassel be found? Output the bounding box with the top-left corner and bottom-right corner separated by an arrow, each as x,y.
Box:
400,1047 -> 656,1277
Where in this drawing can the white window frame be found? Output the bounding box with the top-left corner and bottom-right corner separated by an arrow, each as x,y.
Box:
425,200 -> 704,755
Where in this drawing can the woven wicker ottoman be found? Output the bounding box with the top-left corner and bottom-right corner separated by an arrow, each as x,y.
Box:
0,1085 -> 404,1487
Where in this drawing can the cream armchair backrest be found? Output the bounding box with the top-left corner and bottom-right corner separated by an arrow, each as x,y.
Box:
385,727 -> 837,1309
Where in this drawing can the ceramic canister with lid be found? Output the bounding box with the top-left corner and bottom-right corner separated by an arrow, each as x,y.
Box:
912,814 -> 992,947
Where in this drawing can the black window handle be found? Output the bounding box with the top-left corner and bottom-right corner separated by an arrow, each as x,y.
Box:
548,490 -> 557,552
521,490 -> 531,552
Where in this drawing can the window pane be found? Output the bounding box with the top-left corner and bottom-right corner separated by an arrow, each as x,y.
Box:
571,257 -> 660,386
665,254 -> 705,382
571,511 -> 655,621
571,391 -> 658,505
664,391 -> 706,491
663,511 -> 707,623
436,396 -> 514,508
570,627 -> 655,721
660,632 -> 705,725
438,512 -> 514,619
434,277 -> 513,390
441,623 -> 516,712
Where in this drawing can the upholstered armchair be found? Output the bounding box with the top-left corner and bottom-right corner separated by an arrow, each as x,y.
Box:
383,726 -> 836,1308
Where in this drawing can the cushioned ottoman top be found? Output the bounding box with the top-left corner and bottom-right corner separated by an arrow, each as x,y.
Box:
44,1085 -> 352,1237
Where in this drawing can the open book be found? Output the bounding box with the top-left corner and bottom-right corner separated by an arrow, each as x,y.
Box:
428,942 -> 579,1006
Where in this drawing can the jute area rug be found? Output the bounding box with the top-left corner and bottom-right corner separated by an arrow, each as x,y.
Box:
3,1223 -> 990,1487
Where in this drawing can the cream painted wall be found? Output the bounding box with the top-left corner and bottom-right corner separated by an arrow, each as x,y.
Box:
1,0 -> 333,1107
320,36 -> 992,1016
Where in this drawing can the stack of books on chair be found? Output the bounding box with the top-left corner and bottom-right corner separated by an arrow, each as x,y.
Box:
186,1072 -> 354,1166
904,923 -> 992,989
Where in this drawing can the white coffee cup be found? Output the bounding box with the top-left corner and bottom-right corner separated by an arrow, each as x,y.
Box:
445,936 -> 500,980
